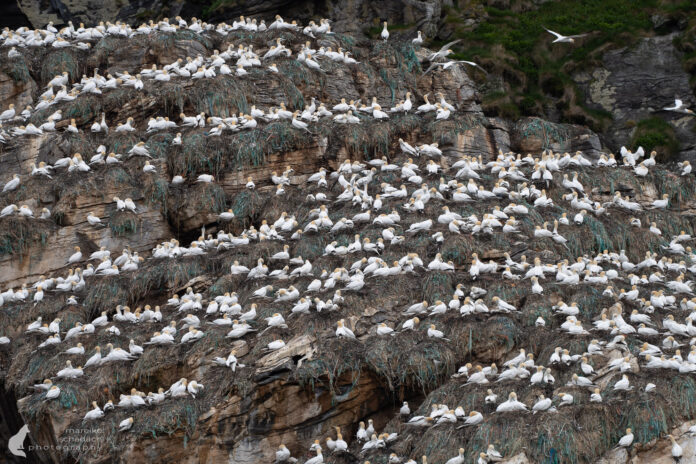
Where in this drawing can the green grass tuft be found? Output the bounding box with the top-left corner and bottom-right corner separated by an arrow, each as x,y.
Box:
631,117 -> 680,162
40,50 -> 79,86
109,212 -> 138,236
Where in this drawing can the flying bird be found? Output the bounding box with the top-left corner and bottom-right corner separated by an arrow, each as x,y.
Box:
544,28 -> 588,43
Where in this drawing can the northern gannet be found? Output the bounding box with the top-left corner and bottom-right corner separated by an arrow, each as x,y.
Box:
0,175 -> 21,196
57,360 -> 83,378
617,428 -> 634,447
380,21 -> 389,41
336,319 -> 355,338
544,28 -> 588,43
423,59 -> 487,76
119,417 -> 134,431
668,434 -> 683,459
662,98 -> 694,114
496,392 -> 527,412
486,444 -> 504,462
45,385 -> 61,400
0,104 -> 16,121
83,401 -> 103,421
275,444 -> 293,462
427,40 -> 461,62
457,411 -> 483,428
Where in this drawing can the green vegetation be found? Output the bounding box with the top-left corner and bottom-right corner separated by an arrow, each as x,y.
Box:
441,235 -> 476,265
5,58 -> 31,83
143,177 -> 170,213
440,0 -> 695,130
422,272 -> 454,303
0,218 -> 52,257
188,76 -> 248,117
201,0 -> 242,19
168,120 -> 325,178
631,117 -> 680,161
229,190 -> 263,222
109,212 -> 138,236
65,94 -> 102,123
131,258 -> 206,298
40,50 -> 79,86
372,41 -> 422,102
169,133 -> 224,177
83,279 -> 130,314
192,182 -> 226,214
123,399 -> 204,443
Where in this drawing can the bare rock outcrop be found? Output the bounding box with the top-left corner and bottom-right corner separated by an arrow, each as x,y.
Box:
574,34 -> 696,161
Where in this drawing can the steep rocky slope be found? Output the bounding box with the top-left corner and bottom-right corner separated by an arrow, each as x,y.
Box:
0,14 -> 696,464
7,0 -> 696,158
8,0 -> 441,36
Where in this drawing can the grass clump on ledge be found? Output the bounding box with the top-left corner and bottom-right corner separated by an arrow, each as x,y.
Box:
5,58 -> 31,83
366,336 -> 457,394
229,190 -> 264,224
65,94 -> 103,123
169,120 -> 325,178
192,183 -> 226,214
83,278 -> 130,315
187,77 -> 249,117
143,178 -> 170,213
109,212 -> 138,236
371,41 -> 422,102
295,338 -> 364,395
631,117 -> 680,162
169,133 -> 225,178
130,257 -> 207,298
40,50 -> 80,86
0,217 -> 53,257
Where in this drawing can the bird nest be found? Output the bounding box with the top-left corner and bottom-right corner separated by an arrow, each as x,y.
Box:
387,375 -> 696,464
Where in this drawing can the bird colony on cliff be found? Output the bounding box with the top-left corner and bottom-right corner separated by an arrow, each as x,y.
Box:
0,13 -> 695,464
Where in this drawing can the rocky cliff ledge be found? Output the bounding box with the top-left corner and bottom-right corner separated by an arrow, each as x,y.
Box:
0,17 -> 695,464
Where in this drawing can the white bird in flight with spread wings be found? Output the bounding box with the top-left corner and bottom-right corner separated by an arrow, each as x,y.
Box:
544,28 -> 587,43
662,98 -> 694,115
423,59 -> 487,75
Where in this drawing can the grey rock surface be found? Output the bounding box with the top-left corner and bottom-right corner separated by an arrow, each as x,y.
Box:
574,34 -> 696,161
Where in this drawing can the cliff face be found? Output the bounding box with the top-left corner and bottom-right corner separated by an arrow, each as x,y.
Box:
0,24 -> 600,463
1,9 -> 696,464
0,27 -> 601,290
11,0 -> 696,161
12,0 -> 442,37
574,34 -> 696,162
